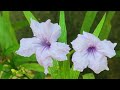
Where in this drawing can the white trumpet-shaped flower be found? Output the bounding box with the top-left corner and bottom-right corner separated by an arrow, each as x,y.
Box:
71,31 -> 117,74
16,19 -> 70,74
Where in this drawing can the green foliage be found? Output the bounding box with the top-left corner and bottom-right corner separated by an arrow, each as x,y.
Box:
23,11 -> 37,24
1,71 -> 12,79
58,11 -> 70,79
58,11 -> 67,43
70,67 -> 80,79
33,72 -> 45,79
13,55 -> 36,66
0,64 -> 3,71
13,21 -> 29,31
82,73 -> 95,79
0,11 -> 117,79
0,64 -> 12,79
93,13 -> 106,37
49,60 -> 59,79
3,45 -> 19,56
21,63 -> 44,72
80,11 -> 97,33
115,50 -> 120,57
99,11 -> 115,40
0,11 -> 18,50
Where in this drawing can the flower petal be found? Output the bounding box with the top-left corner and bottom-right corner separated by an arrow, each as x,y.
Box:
30,19 -> 42,38
97,40 -> 117,58
36,47 -> 52,74
71,34 -> 89,52
16,37 -> 40,57
72,51 -> 89,72
88,52 -> 109,74
83,31 -> 100,43
50,42 -> 70,61
30,19 -> 61,42
36,46 -> 51,60
49,22 -> 61,43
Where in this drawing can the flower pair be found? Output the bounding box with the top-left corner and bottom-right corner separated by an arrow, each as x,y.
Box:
16,19 -> 117,74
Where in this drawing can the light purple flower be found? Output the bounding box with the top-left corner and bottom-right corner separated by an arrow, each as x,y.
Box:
16,19 -> 70,74
71,31 -> 117,74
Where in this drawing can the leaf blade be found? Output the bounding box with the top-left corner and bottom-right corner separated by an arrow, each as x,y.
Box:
58,11 -> 67,43
21,63 -> 44,72
83,73 -> 95,79
93,13 -> 106,37
80,11 -> 97,33
99,11 -> 115,40
23,11 -> 37,24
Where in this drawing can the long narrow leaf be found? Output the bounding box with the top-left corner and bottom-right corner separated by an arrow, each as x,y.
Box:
2,11 -> 18,46
58,11 -> 67,43
58,11 -> 70,79
93,13 -> 106,37
99,11 -> 115,40
23,11 -> 37,24
80,11 -> 97,33
0,12 -> 18,50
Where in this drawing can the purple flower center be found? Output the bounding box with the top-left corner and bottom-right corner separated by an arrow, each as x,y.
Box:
41,40 -> 51,48
87,46 -> 96,53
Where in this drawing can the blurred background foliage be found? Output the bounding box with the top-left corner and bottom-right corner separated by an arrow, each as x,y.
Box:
0,11 -> 120,79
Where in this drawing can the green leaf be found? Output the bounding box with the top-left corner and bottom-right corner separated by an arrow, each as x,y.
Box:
115,50 -> 120,57
1,72 -> 12,79
93,13 -> 106,37
70,67 -> 80,79
49,60 -> 60,79
3,45 -> 19,56
83,73 -> 95,79
23,11 -> 37,24
0,11 -> 18,50
13,55 -> 36,66
2,64 -> 12,72
80,11 -> 97,33
33,72 -> 45,79
0,64 -> 3,71
1,64 -> 12,79
58,11 -> 67,43
2,11 -> 18,46
58,11 -> 70,79
21,63 -> 44,72
99,11 -> 115,40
